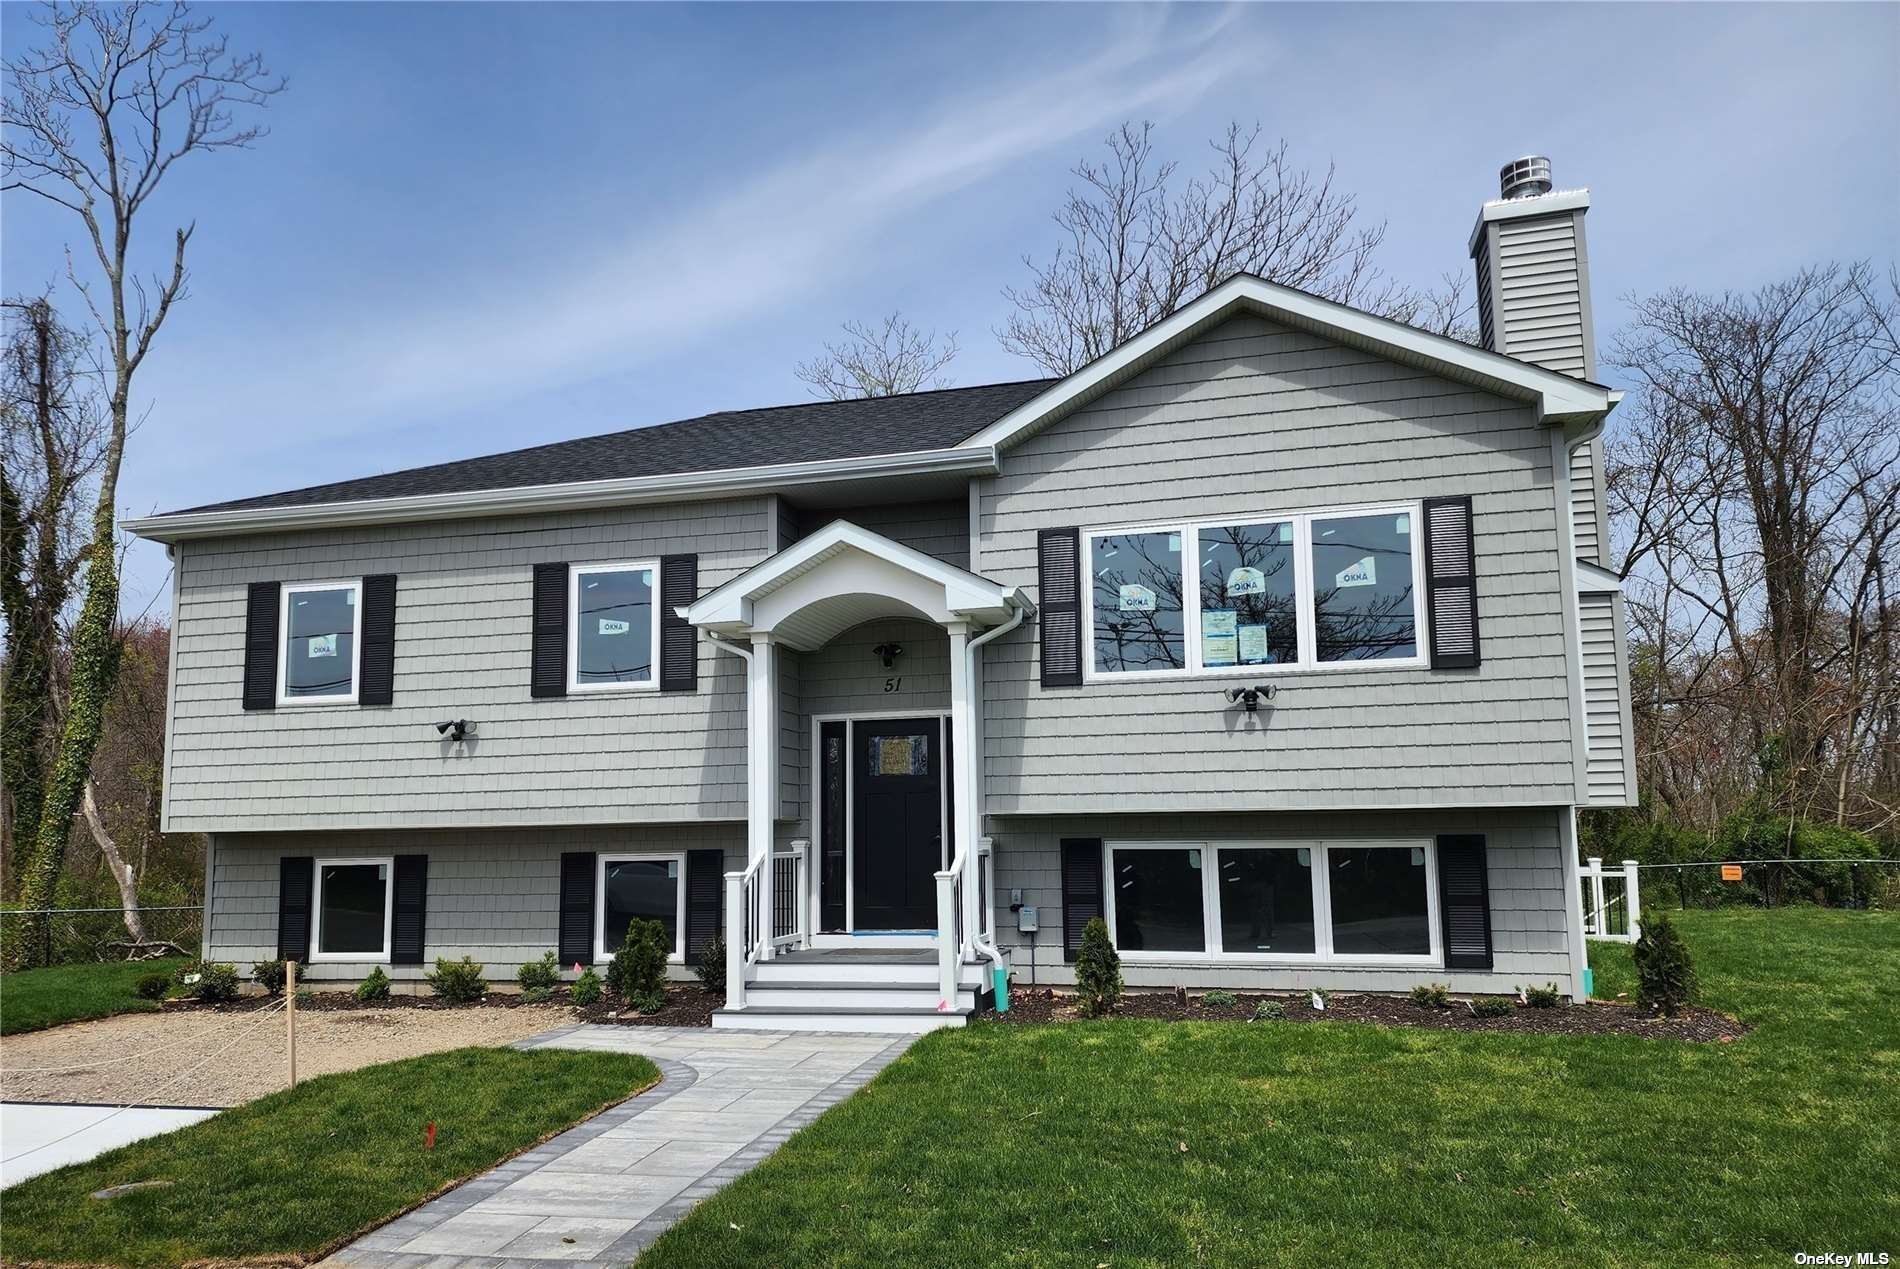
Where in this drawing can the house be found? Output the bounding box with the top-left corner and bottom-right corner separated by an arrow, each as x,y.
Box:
128,156 -> 1632,1032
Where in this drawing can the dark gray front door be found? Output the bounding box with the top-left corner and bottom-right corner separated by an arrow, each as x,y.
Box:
852,718 -> 942,929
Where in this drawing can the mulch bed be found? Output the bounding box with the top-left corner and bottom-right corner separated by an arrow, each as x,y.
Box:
982,988 -> 1748,1042
162,984 -> 723,1026
575,985 -> 720,1028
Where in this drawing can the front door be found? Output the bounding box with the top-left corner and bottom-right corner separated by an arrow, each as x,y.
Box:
852,718 -> 943,930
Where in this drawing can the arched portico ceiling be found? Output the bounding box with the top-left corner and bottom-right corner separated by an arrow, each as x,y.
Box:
683,520 -> 1033,652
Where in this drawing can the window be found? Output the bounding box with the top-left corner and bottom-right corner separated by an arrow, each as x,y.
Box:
1083,503 -> 1425,679
595,853 -> 685,963
312,858 -> 392,961
1105,840 -> 1439,963
570,562 -> 659,692
279,582 -> 361,704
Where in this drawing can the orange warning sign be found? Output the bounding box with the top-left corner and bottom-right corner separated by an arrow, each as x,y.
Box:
1720,863 -> 1743,882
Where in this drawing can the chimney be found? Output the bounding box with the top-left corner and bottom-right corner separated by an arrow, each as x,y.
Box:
1469,155 -> 1595,380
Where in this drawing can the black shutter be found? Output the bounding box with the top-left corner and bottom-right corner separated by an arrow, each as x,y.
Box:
557,851 -> 596,966
531,563 -> 569,698
359,574 -> 398,706
1039,528 -> 1082,687
684,848 -> 724,965
1423,496 -> 1481,669
1437,835 -> 1494,970
278,856 -> 313,961
1060,838 -> 1104,963
659,554 -> 699,692
243,582 -> 280,710
819,720 -> 847,931
391,854 -> 428,965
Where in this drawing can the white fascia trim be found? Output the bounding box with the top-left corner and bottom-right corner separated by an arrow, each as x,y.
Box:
122,445 -> 1001,544
685,518 -> 1034,627
1574,560 -> 1625,594
960,275 -> 1615,456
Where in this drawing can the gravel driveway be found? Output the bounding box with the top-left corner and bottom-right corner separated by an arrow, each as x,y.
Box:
1,1003 -> 571,1108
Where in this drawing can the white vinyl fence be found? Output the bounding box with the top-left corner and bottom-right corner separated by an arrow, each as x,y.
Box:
1580,857 -> 1641,943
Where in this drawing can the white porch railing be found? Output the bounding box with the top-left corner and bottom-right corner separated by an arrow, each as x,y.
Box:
725,838 -> 813,1011
934,845 -> 968,1006
1581,856 -> 1640,943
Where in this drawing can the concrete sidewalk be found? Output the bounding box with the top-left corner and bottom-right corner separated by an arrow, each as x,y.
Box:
320,1025 -> 914,1268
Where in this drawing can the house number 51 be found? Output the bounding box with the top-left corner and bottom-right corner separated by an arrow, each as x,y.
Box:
883,676 -> 902,694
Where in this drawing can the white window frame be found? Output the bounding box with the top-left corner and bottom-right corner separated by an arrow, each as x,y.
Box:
309,856 -> 394,963
1104,840 -> 1441,966
594,851 -> 687,964
1082,501 -> 1430,682
276,580 -> 363,707
568,560 -> 662,694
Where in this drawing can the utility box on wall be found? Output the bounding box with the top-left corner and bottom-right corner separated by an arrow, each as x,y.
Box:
1017,905 -> 1039,933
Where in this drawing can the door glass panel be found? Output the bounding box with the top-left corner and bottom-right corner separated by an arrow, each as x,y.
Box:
867,734 -> 928,777
1111,848 -> 1205,952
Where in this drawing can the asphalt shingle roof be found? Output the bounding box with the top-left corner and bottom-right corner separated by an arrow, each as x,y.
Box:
171,378 -> 1057,515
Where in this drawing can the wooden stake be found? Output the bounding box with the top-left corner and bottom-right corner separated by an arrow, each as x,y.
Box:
286,959 -> 298,1089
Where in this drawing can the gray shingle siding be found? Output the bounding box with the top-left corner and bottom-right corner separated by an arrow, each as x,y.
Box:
1580,591 -> 1637,807
799,499 -> 971,570
165,498 -> 770,833
990,807 -> 1575,994
975,313 -> 1577,813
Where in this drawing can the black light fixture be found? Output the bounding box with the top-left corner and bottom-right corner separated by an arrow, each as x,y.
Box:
873,642 -> 904,670
1226,685 -> 1278,715
435,719 -> 471,742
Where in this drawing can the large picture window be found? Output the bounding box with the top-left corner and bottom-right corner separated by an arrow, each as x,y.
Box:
312,857 -> 392,961
570,562 -> 659,692
1084,503 -> 1425,679
279,581 -> 361,704
595,853 -> 685,963
1105,841 -> 1439,963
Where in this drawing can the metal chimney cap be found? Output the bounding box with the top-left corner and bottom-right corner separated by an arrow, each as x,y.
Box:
1499,156 -> 1553,200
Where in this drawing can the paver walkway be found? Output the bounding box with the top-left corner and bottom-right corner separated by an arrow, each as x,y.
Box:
320,1025 -> 913,1268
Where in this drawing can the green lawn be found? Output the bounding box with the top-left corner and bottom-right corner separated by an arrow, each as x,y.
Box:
0,956 -> 188,1035
640,908 -> 1897,1267
2,1047 -> 658,1267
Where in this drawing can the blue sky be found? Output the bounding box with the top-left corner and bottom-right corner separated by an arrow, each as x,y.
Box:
3,2 -> 1895,615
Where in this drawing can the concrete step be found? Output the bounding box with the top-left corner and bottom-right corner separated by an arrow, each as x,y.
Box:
743,981 -> 979,1011
711,1005 -> 971,1034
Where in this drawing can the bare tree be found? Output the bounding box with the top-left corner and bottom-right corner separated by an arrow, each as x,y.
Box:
1000,122 -> 1471,375
3,1 -> 281,962
1608,262 -> 1900,831
796,313 -> 960,400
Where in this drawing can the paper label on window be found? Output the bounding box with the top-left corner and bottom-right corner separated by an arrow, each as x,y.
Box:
1238,625 -> 1270,664
1336,557 -> 1376,588
598,618 -> 630,636
1167,534 -> 1181,552
1226,567 -> 1265,597
1296,848 -> 1311,867
667,860 -> 678,879
344,590 -> 355,606
1395,515 -> 1410,535
1278,523 -> 1294,543
1203,635 -> 1236,666
307,633 -> 337,658
1202,611 -> 1237,637
1410,847 -> 1425,866
1118,583 -> 1156,612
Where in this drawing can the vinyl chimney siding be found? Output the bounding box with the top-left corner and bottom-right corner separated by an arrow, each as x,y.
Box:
1579,590 -> 1638,806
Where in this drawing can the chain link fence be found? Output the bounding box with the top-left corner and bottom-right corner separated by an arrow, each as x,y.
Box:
0,905 -> 203,968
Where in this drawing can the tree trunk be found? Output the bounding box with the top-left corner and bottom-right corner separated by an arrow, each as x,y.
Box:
82,776 -> 147,945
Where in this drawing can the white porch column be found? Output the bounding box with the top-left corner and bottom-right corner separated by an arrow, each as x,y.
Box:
748,634 -> 778,959
948,623 -> 978,954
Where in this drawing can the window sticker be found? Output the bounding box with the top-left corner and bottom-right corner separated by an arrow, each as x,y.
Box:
667,860 -> 678,879
345,591 -> 355,606
1336,557 -> 1376,588
1278,523 -> 1294,543
1226,566 -> 1266,597
307,633 -> 337,658
1167,534 -> 1181,551
1188,849 -> 1201,869
1395,514 -> 1410,535
1410,847 -> 1425,866
1202,610 -> 1237,667
1297,847 -> 1311,866
1237,624 -> 1271,664
1118,583 -> 1156,612
1202,611 -> 1237,636
598,618 -> 630,636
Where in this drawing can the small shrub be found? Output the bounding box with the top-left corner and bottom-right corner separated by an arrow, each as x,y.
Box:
355,967 -> 392,1002
694,935 -> 727,995
1633,912 -> 1697,1016
517,950 -> 560,994
426,955 -> 488,1004
183,961 -> 241,1003
1200,989 -> 1239,1008
572,966 -> 603,1006
134,971 -> 171,1001
1523,982 -> 1563,1009
1410,982 -> 1452,1009
631,989 -> 666,1015
1073,917 -> 1122,1017
252,959 -> 289,995
1252,999 -> 1286,1021
293,987 -> 316,1007
520,986 -> 551,1004
608,919 -> 669,1000
1470,996 -> 1515,1019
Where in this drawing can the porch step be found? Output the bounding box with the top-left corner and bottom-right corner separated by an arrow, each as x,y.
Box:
743,981 -> 979,1011
750,955 -> 986,989
711,1004 -> 971,1034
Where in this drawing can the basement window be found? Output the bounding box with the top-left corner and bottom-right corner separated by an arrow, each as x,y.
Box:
311,858 -> 392,962
594,853 -> 684,963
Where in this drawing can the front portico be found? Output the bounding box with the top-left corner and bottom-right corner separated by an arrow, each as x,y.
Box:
684,520 -> 1030,1029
